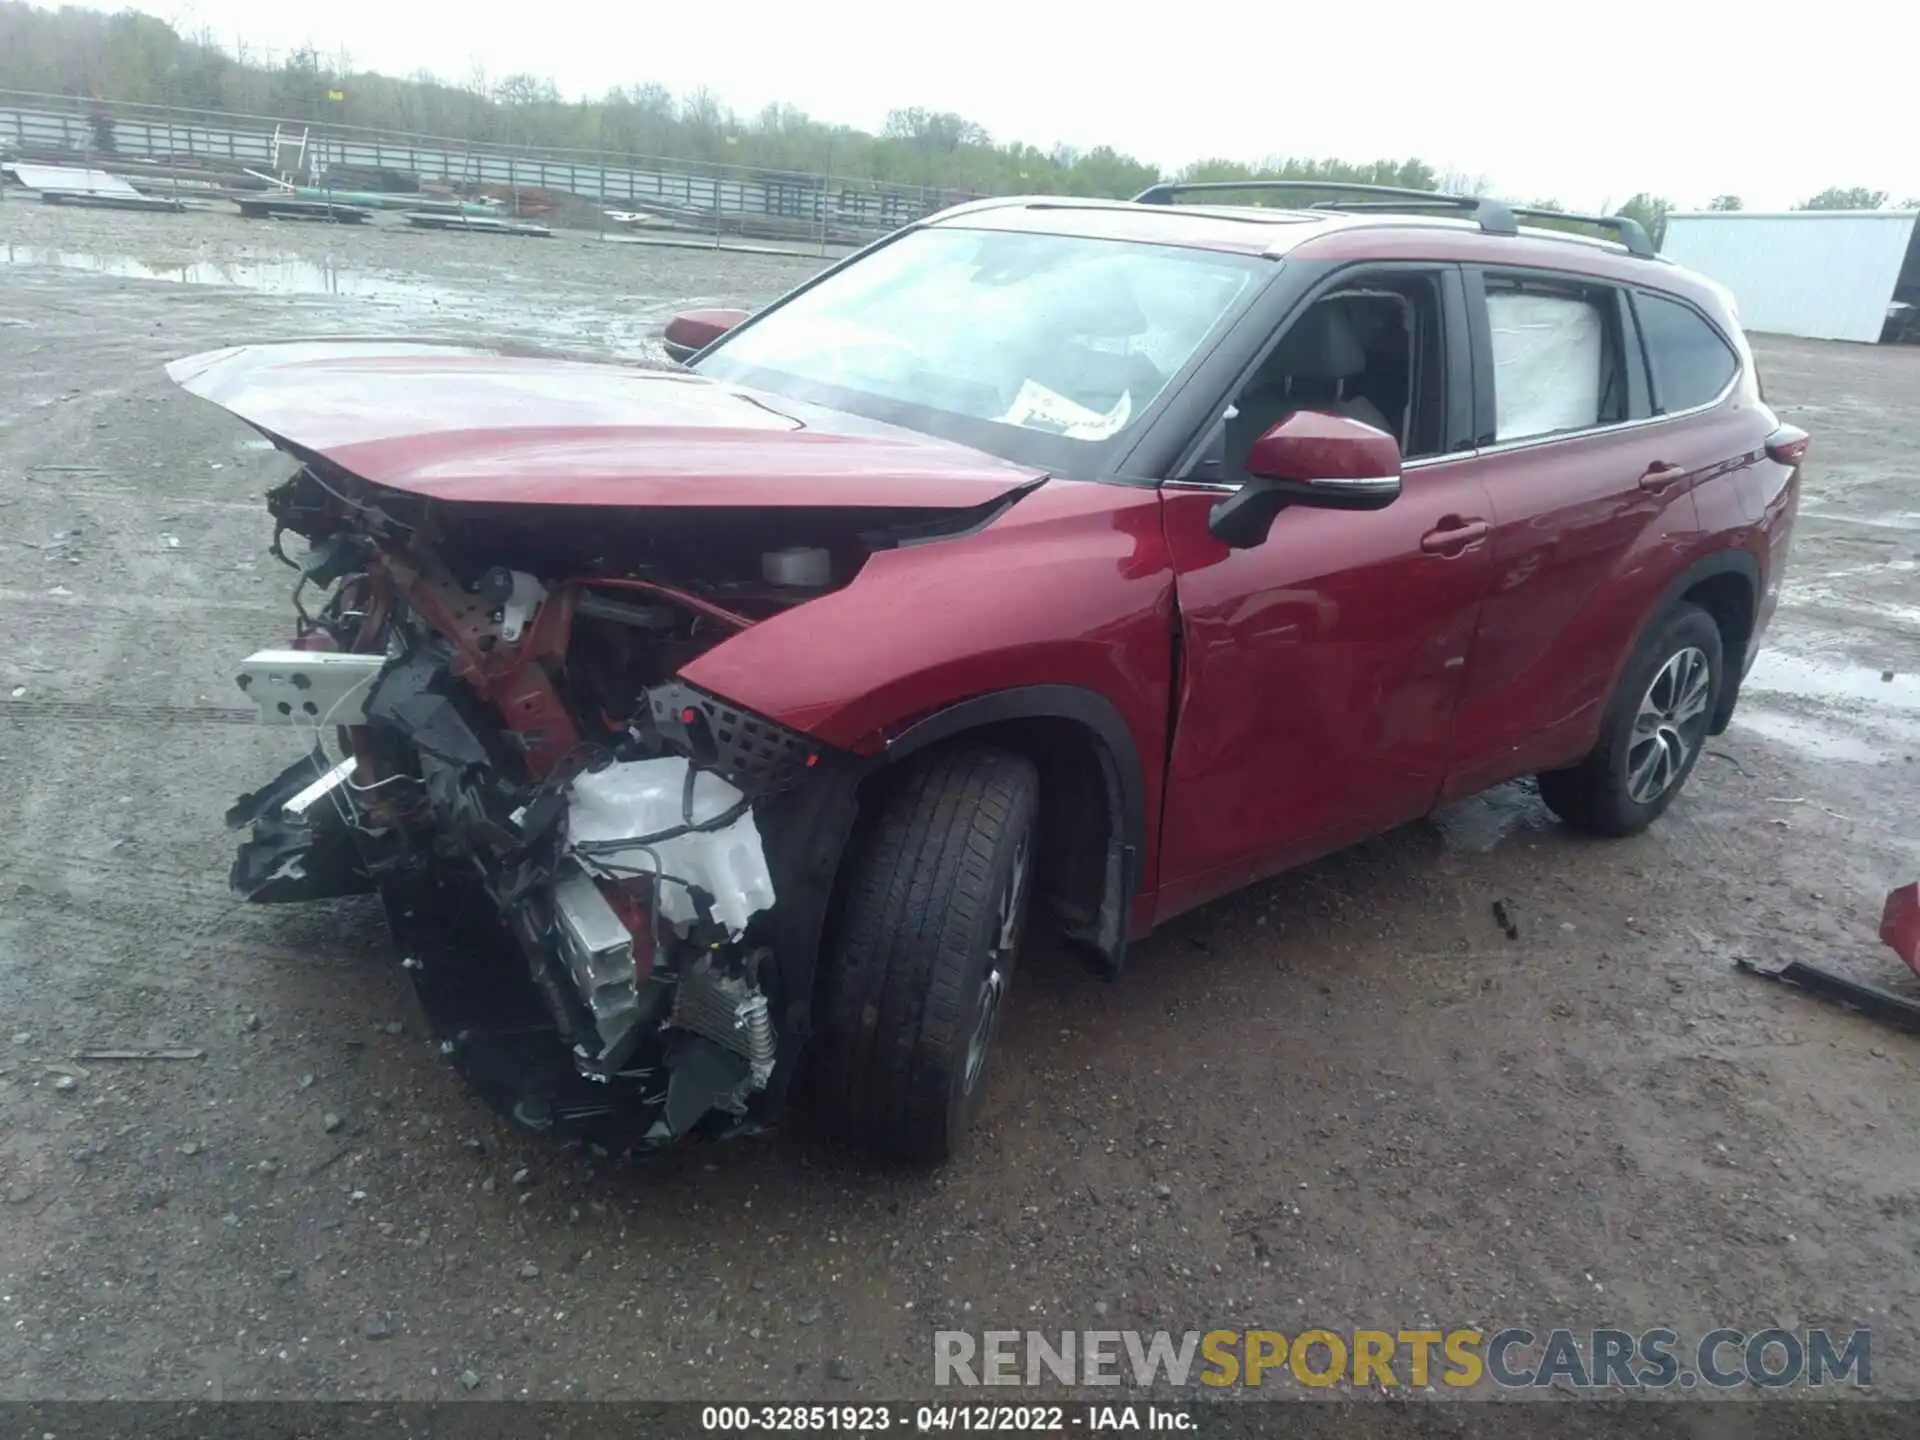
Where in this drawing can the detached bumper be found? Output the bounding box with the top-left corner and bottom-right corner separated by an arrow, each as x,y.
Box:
225,749 -> 377,903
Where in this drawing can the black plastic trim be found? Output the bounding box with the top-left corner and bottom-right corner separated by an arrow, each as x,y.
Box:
1505,206 -> 1655,257
1626,290 -> 1664,415
1438,266 -> 1477,454
1617,287 -> 1654,421
871,475 -> 1050,550
1458,266 -> 1498,449
648,680 -> 819,796
1646,550 -> 1761,733
1130,182 -> 1654,257
1131,181 -> 1519,238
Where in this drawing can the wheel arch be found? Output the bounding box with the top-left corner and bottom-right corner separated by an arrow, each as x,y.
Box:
1657,549 -> 1760,735
878,684 -> 1146,975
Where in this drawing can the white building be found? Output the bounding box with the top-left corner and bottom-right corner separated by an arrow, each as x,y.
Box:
1661,210 -> 1920,344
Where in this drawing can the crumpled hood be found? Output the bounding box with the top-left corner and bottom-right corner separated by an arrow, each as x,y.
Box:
167,341 -> 1046,509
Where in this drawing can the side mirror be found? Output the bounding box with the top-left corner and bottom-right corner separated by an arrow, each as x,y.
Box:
1208,411 -> 1403,549
662,308 -> 750,364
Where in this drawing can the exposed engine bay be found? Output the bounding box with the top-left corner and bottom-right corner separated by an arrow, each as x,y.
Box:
222,455 -> 958,1148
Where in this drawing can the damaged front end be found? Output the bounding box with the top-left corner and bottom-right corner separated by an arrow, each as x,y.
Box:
227,463 -> 872,1149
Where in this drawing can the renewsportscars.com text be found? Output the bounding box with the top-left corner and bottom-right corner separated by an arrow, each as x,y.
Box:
934,1327 -> 1871,1390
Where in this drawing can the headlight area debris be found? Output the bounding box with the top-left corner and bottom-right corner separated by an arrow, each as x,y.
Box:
223,462 -> 866,1151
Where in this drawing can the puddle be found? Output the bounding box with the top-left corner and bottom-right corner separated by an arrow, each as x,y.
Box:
1734,709 -> 1889,763
0,243 -> 452,303
1777,588 -> 1920,632
1,243 -> 678,361
1744,651 -> 1920,710
1784,559 -> 1920,596
1733,651 -> 1920,762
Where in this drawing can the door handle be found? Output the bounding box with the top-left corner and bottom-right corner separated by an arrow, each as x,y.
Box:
1638,462 -> 1686,493
1420,520 -> 1490,554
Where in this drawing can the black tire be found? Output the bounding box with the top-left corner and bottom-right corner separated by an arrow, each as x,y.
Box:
815,743 -> 1038,1162
1537,602 -> 1723,837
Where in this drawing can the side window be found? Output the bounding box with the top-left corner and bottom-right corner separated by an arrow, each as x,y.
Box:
1635,291 -> 1738,413
1482,277 -> 1629,442
1187,270 -> 1450,482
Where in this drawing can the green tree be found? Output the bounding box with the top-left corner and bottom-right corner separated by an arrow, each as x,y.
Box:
1615,192 -> 1672,247
1796,187 -> 1888,210
1056,146 -> 1159,199
1707,194 -> 1742,210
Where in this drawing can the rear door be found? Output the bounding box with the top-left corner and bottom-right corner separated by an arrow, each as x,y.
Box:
1439,267 -> 1703,799
1153,264 -> 1495,922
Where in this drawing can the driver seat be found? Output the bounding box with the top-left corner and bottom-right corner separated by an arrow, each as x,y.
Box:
1226,303 -> 1392,471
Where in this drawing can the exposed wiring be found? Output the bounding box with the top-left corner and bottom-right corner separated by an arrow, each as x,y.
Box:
344,771 -> 416,795
299,463 -> 416,533
268,521 -> 301,572
568,793 -> 752,855
302,666 -> 381,833
291,572 -> 315,632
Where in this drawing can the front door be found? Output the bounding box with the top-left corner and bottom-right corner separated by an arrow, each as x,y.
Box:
1153,267 -> 1494,923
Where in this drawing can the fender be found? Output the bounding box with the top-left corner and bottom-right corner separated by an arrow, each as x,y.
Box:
885,684 -> 1147,974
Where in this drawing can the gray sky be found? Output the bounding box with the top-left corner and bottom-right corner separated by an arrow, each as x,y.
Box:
155,0 -> 1916,211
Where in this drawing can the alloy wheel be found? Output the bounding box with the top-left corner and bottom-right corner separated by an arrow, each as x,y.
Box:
1627,646 -> 1712,805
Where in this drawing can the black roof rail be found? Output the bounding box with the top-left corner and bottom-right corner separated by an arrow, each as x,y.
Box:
1504,205 -> 1656,258
1134,179 -> 1478,210
1303,198 -> 1515,232
1130,179 -> 1655,258
1132,180 -> 1516,235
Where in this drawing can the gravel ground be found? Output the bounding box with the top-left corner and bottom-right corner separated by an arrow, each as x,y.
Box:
2,199 -> 1919,1404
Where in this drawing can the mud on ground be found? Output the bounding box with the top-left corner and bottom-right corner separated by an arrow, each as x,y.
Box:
2,200 -> 1919,1401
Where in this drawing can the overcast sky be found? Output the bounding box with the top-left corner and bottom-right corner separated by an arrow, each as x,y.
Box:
150,0 -> 1916,211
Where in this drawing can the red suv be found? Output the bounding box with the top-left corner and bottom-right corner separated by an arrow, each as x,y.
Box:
182,182 -> 1805,1161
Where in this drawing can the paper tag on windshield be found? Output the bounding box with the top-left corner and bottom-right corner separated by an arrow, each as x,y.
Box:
998,379 -> 1132,440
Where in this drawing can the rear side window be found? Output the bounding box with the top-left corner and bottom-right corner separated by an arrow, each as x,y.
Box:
1636,291 -> 1738,413
1482,279 -> 1628,442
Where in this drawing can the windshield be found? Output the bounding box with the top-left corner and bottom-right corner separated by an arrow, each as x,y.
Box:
695,225 -> 1268,474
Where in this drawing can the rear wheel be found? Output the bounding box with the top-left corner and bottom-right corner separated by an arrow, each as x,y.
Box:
1537,602 -> 1723,837
815,744 -> 1038,1162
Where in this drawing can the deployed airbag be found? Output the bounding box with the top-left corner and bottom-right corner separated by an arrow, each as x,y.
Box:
1486,291 -> 1604,441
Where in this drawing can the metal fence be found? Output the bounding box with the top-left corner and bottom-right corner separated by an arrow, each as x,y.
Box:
0,89 -> 980,248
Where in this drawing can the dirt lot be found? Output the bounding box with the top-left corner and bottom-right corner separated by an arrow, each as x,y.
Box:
2,199 -> 1919,1404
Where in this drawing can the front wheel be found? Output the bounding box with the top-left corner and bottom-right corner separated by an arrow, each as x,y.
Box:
1537,602 -> 1723,837
815,744 -> 1038,1162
